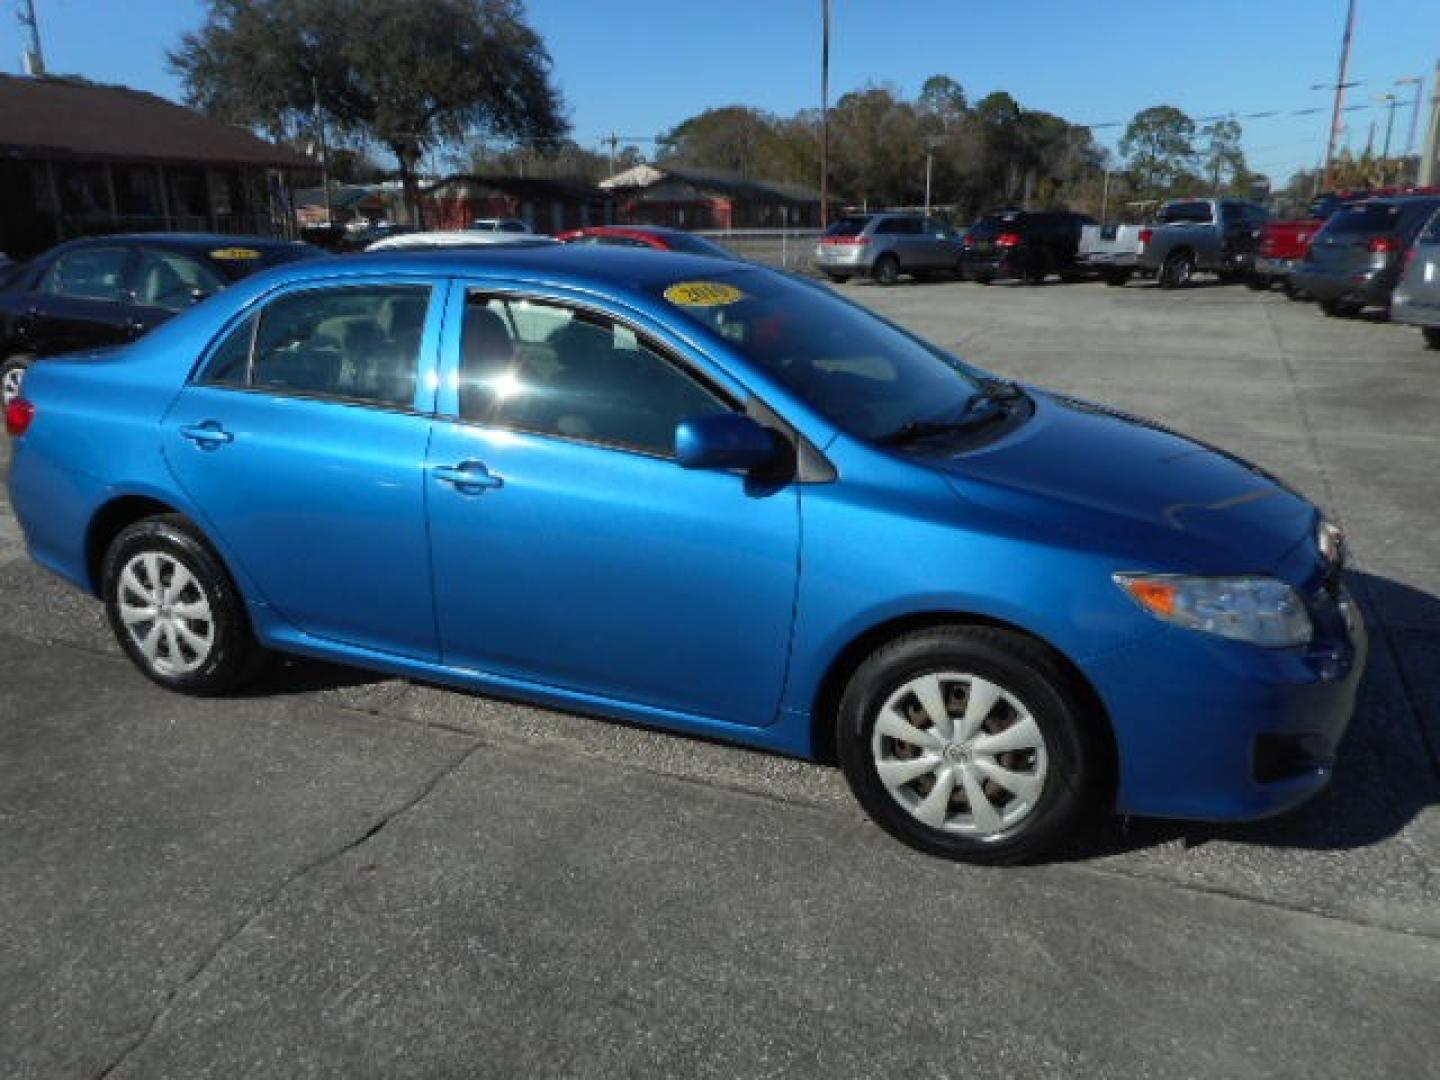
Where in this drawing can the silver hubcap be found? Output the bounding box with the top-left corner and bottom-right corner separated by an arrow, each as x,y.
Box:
117,552 -> 215,676
871,672 -> 1048,839
1,366 -> 23,406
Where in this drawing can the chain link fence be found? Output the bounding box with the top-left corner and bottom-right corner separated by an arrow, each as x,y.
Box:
695,228 -> 823,273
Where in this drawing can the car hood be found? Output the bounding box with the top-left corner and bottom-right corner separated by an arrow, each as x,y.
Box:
931,390 -> 1316,576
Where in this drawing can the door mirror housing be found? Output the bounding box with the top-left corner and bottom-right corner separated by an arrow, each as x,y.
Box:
675,414 -> 779,472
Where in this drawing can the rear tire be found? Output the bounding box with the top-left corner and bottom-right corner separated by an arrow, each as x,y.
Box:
836,625 -> 1103,865
103,515 -> 267,695
1320,298 -> 1361,318
1024,251 -> 1052,285
1422,327 -> 1440,350
1102,269 -> 1130,287
1246,276 -> 1271,291
1158,251 -> 1194,289
871,255 -> 900,287
1,355 -> 33,408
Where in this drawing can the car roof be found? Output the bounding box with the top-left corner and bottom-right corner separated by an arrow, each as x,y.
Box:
61,232 -> 309,253
254,243 -> 756,294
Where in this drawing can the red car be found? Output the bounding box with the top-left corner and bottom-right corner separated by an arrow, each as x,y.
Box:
555,225 -> 739,260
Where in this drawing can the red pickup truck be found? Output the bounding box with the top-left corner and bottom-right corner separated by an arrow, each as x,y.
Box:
1250,192 -> 1369,296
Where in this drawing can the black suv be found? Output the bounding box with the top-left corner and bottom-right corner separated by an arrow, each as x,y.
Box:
1,233 -> 322,405
960,210 -> 1096,284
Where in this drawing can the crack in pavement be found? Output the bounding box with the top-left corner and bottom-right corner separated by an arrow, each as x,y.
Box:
89,734 -> 486,1080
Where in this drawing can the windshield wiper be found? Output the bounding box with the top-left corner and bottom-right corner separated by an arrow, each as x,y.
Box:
878,380 -> 1024,445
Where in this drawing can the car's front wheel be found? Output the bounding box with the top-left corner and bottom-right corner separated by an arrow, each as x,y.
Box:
1,355 -> 32,408
836,626 -> 1102,864
103,515 -> 266,694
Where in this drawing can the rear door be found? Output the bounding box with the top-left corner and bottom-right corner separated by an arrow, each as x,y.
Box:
161,279 -> 443,660
14,245 -> 141,355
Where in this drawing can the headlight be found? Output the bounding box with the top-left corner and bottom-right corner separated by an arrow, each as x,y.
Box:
1114,573 -> 1312,648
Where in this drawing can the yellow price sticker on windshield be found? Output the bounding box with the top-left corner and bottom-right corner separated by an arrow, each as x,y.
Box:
209,247 -> 262,261
664,281 -> 745,307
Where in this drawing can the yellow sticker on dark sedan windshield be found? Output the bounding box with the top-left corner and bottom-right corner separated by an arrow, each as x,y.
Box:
209,247 -> 262,261
664,281 -> 745,307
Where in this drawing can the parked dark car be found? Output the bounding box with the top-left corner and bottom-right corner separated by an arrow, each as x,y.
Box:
1290,196 -> 1440,317
960,210 -> 1097,285
0,233 -> 322,404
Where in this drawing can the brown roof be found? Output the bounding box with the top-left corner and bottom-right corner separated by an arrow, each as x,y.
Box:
0,74 -> 312,169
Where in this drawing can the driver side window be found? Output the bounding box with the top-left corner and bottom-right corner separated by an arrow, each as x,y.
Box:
457,294 -> 730,456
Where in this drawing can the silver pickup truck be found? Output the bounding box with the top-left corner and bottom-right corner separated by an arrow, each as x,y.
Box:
1077,198 -> 1269,287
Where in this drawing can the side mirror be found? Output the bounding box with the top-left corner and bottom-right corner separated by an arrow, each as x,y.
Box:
189,288 -> 214,306
675,414 -> 778,472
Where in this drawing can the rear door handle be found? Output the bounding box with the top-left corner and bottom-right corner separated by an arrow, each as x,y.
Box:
432,460 -> 504,492
179,421 -> 233,447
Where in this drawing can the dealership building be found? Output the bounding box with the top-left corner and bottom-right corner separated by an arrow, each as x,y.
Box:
0,74 -> 312,259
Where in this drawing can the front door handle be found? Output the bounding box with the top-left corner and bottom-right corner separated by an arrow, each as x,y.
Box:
432,460 -> 504,492
179,421 -> 233,447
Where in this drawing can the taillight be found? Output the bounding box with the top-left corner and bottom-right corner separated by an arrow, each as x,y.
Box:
822,235 -> 869,246
5,397 -> 35,438
1138,228 -> 1153,247
1367,235 -> 1400,255
996,232 -> 1022,248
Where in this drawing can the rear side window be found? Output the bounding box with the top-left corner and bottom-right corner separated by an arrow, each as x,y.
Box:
1157,202 -> 1214,224
39,247 -> 131,301
876,218 -> 923,235
1397,201 -> 1440,241
200,285 -> 430,408
824,216 -> 869,238
1421,208 -> 1440,244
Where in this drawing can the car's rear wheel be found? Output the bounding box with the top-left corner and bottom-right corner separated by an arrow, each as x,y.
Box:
1158,251 -> 1194,289
103,515 -> 266,694
1102,269 -> 1130,287
1423,327 -> 1440,350
871,255 -> 900,287
1024,251 -> 1052,285
1246,276 -> 1271,291
836,626 -> 1101,864
1,355 -> 32,408
1320,298 -> 1361,318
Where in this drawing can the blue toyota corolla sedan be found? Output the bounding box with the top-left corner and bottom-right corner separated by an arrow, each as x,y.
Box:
5,246 -> 1367,863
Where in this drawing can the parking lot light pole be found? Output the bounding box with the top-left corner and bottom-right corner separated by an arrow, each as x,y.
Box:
820,0 -> 830,229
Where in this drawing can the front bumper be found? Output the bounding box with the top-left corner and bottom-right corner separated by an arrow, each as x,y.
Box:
1081,591 -> 1368,822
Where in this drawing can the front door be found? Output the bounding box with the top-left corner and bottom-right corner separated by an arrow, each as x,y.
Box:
425,285 -> 800,728
161,280 -> 442,660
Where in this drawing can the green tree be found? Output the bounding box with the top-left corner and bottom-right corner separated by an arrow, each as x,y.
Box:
1199,118 -> 1249,192
1119,105 -> 1198,197
170,0 -> 567,222
657,106 -> 779,177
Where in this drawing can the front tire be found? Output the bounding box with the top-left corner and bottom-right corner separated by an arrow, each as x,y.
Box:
836,626 -> 1102,864
103,515 -> 266,694
1,355 -> 32,408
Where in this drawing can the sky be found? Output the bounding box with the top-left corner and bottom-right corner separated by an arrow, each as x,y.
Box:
3,0 -> 1438,184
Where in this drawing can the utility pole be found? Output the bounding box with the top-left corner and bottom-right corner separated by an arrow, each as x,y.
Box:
311,76 -> 333,226
1396,75 -> 1424,182
17,0 -> 45,75
1421,60 -> 1440,186
819,0 -> 830,229
923,144 -> 933,214
605,133 -> 619,180
1322,0 -> 1358,188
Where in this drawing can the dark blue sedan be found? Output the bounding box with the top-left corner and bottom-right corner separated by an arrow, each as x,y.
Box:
4,246 -> 1367,862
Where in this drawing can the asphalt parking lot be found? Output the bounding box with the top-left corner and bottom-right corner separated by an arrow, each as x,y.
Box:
3,278 -> 1439,1078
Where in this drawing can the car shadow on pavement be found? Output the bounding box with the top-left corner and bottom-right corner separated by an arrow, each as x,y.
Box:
1064,569 -> 1440,861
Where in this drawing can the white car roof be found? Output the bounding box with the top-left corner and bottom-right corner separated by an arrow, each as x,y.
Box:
365,231 -> 557,252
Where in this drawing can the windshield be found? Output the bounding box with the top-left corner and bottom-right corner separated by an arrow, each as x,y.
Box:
1157,201 -> 1213,224
653,269 -> 984,440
